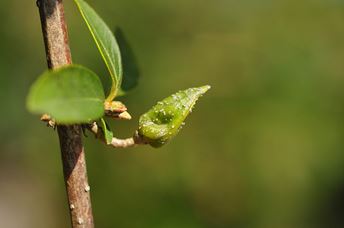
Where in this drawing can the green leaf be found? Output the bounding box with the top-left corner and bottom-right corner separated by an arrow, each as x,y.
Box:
27,65 -> 105,124
74,0 -> 122,102
99,118 -> 113,144
138,85 -> 211,148
115,28 -> 140,96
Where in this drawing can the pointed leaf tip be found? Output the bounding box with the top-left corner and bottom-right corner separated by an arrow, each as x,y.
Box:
138,85 -> 210,148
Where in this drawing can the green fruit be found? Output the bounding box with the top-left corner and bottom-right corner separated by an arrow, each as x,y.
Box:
138,85 -> 210,148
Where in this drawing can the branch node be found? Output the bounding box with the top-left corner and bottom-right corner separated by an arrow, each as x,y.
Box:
40,114 -> 56,129
104,101 -> 132,120
84,185 -> 91,192
77,218 -> 84,225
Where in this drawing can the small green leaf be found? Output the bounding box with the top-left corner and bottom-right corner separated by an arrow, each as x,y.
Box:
115,28 -> 140,96
138,85 -> 211,148
74,0 -> 122,102
27,65 -> 105,124
99,118 -> 113,144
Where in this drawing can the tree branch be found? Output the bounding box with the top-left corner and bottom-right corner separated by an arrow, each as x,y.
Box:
37,0 -> 94,227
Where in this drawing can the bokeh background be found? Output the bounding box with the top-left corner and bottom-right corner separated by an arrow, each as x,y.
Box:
1,0 -> 344,227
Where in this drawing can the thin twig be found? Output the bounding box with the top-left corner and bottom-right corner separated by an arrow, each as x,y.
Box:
87,122 -> 147,148
37,0 -> 94,227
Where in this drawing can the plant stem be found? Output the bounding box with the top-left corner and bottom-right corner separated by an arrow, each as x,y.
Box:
37,0 -> 94,227
87,122 -> 147,148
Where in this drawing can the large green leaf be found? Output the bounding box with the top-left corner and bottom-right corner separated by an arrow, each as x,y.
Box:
138,85 -> 211,148
27,65 -> 105,124
74,0 -> 122,102
115,28 -> 140,96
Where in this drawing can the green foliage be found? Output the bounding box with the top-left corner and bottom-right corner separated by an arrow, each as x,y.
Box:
138,86 -> 210,148
27,0 -> 210,148
74,0 -> 122,102
27,65 -> 105,124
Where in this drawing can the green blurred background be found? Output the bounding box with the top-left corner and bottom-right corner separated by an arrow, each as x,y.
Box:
1,0 -> 344,227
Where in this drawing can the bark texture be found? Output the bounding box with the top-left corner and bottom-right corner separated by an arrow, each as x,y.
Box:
37,0 -> 94,227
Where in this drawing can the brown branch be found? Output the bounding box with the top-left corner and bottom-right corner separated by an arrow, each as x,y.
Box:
37,0 -> 94,227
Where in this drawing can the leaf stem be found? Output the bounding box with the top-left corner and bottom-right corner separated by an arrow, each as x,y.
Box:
37,0 -> 94,227
87,122 -> 147,148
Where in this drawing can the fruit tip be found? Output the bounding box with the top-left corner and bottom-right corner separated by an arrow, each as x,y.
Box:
199,85 -> 211,93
